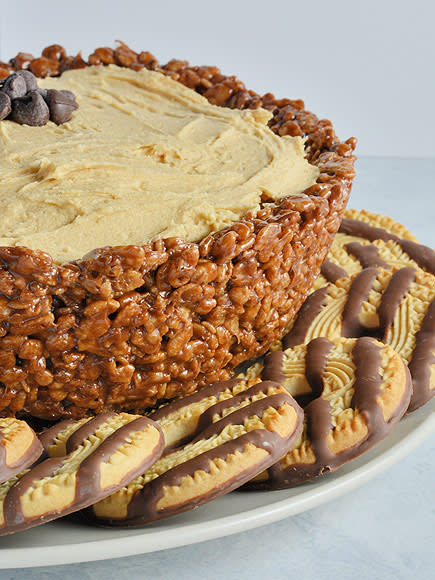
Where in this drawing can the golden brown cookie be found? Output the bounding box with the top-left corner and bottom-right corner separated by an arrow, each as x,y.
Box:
0,419 -> 42,484
275,266 -> 434,411
0,412 -> 163,535
243,336 -> 412,489
315,209 -> 434,290
88,381 -> 303,526
150,377 -> 264,449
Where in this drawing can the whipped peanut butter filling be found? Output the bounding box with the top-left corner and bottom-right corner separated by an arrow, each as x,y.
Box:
0,65 -> 319,263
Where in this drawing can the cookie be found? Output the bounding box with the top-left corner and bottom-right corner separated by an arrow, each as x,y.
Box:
150,377 -> 263,449
0,412 -> 163,535
243,336 -> 412,489
89,381 -> 303,526
276,266 -> 434,411
0,419 -> 42,484
315,209 -> 434,289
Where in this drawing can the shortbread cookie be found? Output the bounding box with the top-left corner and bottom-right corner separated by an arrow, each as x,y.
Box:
89,382 -> 303,526
244,336 -> 412,489
0,419 -> 42,484
40,378 -> 263,454
150,377 -> 264,449
315,209 -> 434,289
277,266 -> 435,411
342,208 -> 418,241
0,412 -> 163,535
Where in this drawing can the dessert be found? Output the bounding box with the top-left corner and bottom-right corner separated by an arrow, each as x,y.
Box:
0,412 -> 164,535
242,336 -> 412,489
0,43 -> 356,421
0,418 -> 42,484
0,66 -> 318,264
316,209 -> 435,289
87,382 -> 302,525
273,266 -> 435,412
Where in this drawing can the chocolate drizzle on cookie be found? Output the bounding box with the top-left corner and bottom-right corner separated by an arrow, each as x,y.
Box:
194,381 -> 288,435
282,287 -> 329,349
0,424 -> 42,485
257,337 -> 411,489
305,338 -> 333,398
350,337 -> 385,433
66,412 -> 115,454
341,268 -> 378,337
320,259 -> 348,283
339,218 -> 435,275
38,418 -> 77,457
377,267 -> 416,336
351,336 -> 412,427
262,351 -> 286,384
408,299 -> 435,412
150,378 -> 242,422
345,242 -> 390,270
0,416 -> 164,535
93,390 -> 302,526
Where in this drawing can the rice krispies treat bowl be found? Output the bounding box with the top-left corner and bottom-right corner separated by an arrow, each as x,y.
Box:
0,42 -> 356,420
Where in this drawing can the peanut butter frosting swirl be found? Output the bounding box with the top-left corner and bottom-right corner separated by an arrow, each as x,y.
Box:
0,65 -> 318,264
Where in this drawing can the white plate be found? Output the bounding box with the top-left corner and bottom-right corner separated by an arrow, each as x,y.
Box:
0,402 -> 433,569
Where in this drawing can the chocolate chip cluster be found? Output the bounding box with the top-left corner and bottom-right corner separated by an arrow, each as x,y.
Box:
0,70 -> 78,126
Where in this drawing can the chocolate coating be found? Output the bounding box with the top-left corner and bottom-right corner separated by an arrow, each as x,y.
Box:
339,218 -> 435,275
282,286 -> 329,349
345,242 -> 390,270
0,426 -> 43,485
150,379 -> 241,422
0,416 -> 164,536
261,351 -> 286,384
377,267 -> 416,336
321,259 -> 348,283
38,418 -> 76,457
247,336 -> 412,489
93,392 -> 303,526
341,268 -> 378,337
408,299 -> 435,412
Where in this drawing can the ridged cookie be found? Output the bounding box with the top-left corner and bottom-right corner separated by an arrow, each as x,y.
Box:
276,266 -> 434,411
0,419 -> 42,484
150,377 -> 264,449
243,336 -> 412,489
88,382 -> 303,526
315,209 -> 434,289
0,412 -> 163,535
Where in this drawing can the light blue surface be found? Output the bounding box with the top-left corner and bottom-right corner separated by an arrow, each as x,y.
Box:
0,157 -> 433,579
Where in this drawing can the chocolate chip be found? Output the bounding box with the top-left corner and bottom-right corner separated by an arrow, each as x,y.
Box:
37,87 -> 48,100
60,89 -> 76,101
0,92 -> 11,120
1,73 -> 27,100
12,90 -> 50,126
14,70 -> 38,92
45,89 -> 78,125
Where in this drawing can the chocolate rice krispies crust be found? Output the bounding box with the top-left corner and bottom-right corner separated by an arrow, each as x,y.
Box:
0,43 -> 356,420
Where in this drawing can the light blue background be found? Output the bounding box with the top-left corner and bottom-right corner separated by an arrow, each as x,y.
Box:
1,0 -> 434,157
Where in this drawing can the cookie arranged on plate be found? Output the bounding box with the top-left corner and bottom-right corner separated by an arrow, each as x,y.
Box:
89,381 -> 303,526
0,413 -> 163,535
0,419 -> 42,484
243,336 -> 412,489
276,266 -> 434,411
315,209 -> 435,289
